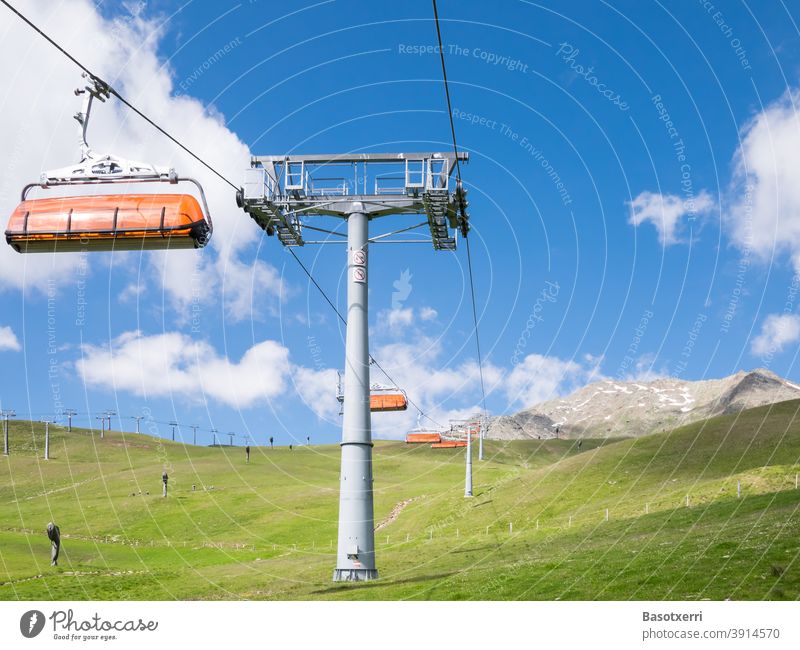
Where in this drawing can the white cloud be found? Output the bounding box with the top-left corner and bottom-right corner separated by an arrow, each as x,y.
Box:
0,325 -> 21,352
72,324 -> 609,437
76,330 -> 292,409
291,366 -> 341,420
0,2 -> 282,319
628,190 -> 714,245
751,313 -> 800,357
324,335 -> 504,438
217,255 -> 288,322
375,307 -> 414,332
118,280 -> 146,304
619,352 -> 667,382
419,306 -> 438,321
505,353 -> 603,407
728,89 -> 800,272
374,306 -> 440,335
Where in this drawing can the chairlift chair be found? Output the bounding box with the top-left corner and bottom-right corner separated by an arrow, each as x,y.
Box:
405,431 -> 441,444
335,372 -> 408,413
430,440 -> 467,449
5,75 -> 212,253
440,418 -> 481,443
368,385 -> 408,412
405,414 -> 441,443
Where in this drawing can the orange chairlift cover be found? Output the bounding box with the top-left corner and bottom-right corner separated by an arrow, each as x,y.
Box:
431,440 -> 468,449
6,193 -> 210,253
369,392 -> 408,412
405,432 -> 442,444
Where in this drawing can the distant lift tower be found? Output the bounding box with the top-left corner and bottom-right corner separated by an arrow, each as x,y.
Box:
238,152 -> 469,581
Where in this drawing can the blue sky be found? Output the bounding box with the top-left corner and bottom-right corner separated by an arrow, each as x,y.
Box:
2,0 -> 800,444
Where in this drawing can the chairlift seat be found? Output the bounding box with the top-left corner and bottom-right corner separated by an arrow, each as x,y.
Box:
405,432 -> 441,444
6,193 -> 211,253
370,391 -> 408,412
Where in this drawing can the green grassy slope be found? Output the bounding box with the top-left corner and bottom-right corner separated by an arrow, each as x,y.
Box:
1,401 -> 799,600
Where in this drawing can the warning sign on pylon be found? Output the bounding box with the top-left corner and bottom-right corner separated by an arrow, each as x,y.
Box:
353,267 -> 366,283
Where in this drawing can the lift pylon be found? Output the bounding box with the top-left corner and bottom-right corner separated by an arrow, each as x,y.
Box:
239,152 -> 468,581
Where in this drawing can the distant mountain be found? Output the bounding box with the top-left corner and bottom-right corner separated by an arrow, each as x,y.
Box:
489,369 -> 800,440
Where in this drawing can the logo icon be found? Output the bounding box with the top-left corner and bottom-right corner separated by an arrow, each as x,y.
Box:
391,268 -> 412,309
20,610 -> 45,638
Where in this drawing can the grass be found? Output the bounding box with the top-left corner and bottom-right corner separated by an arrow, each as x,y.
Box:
1,400 -> 800,600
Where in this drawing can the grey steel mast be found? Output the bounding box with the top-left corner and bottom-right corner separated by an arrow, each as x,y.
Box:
1,409 -> 15,455
239,152 -> 469,581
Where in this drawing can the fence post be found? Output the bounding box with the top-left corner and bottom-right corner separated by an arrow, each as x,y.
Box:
686,494 -> 690,508
645,503 -> 649,515
509,522 -> 513,534
737,480 -> 741,498
486,525 -> 489,535
406,533 -> 410,543
536,518 -> 539,530
568,516 -> 572,528
605,508 -> 609,522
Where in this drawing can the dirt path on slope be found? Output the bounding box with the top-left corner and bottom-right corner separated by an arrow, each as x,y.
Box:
375,496 -> 422,532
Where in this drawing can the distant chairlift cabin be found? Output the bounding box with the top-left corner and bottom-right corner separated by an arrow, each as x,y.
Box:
405,415 -> 442,443
430,418 -> 482,448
